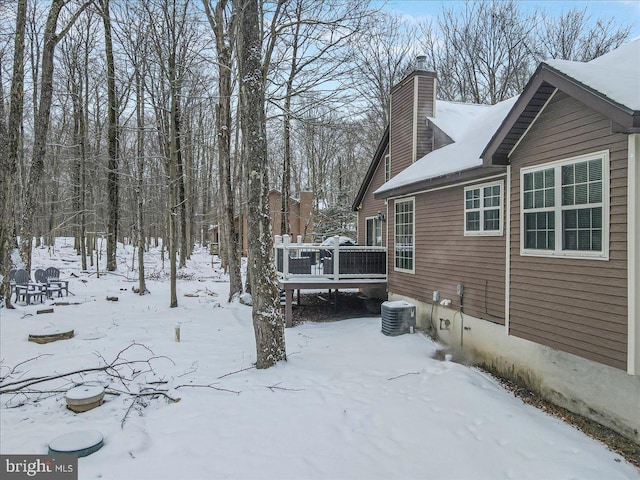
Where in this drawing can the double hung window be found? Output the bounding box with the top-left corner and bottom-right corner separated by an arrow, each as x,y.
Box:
464,181 -> 503,235
394,198 -> 414,272
521,151 -> 608,259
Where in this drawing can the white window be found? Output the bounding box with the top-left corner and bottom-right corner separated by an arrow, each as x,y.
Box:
384,154 -> 391,182
464,181 -> 503,236
365,216 -> 383,246
394,198 -> 414,272
520,151 -> 609,260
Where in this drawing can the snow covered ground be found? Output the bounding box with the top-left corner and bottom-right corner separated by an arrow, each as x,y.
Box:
1,239 -> 638,480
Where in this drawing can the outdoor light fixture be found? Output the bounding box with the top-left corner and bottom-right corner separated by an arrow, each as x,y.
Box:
377,211 -> 386,222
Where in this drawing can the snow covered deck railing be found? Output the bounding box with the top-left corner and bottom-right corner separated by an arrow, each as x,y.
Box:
274,235 -> 387,281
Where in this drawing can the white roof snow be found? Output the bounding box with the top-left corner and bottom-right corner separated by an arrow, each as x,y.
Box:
428,101 -> 490,142
545,37 -> 640,111
375,39 -> 638,197
375,97 -> 517,195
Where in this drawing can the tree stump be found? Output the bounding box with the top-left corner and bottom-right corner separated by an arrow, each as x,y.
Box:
28,329 -> 74,344
66,385 -> 105,413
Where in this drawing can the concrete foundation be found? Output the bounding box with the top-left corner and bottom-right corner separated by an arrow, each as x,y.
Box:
389,292 -> 640,444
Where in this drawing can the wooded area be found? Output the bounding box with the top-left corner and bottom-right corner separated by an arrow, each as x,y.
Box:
0,0 -> 630,365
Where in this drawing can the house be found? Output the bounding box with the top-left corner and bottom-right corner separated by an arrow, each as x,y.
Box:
214,191 -> 313,256
354,42 -> 640,443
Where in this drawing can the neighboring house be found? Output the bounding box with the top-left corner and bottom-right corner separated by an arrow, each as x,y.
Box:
214,191 -> 314,256
354,42 -> 640,443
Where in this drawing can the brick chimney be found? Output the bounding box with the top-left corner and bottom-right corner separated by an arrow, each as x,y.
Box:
389,56 -> 437,178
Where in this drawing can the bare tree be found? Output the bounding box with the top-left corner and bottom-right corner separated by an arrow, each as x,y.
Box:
349,11 -> 416,139
1,0 -> 27,308
418,1 -> 630,105
97,0 -> 119,272
203,0 -> 243,302
143,0 -> 205,306
423,0 -> 533,104
235,0 -> 286,369
534,8 -> 630,62
266,0 -> 368,235
19,0 -> 90,271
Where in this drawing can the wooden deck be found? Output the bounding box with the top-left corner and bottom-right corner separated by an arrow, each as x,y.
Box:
278,278 -> 388,327
274,235 -> 387,327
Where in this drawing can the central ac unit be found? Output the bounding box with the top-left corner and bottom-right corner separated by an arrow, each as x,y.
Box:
381,300 -> 416,336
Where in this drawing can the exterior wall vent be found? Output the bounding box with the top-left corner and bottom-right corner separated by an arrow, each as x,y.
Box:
381,300 -> 416,336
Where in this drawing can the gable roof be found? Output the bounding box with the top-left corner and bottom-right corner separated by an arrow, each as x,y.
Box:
353,101 -> 494,208
352,125 -> 389,211
484,38 -> 640,165
546,38 -> 640,111
374,98 -> 516,200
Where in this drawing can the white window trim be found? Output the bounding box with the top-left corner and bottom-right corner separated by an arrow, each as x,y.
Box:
394,197 -> 415,274
384,154 -> 391,182
464,180 -> 504,236
365,215 -> 383,247
520,150 -> 610,260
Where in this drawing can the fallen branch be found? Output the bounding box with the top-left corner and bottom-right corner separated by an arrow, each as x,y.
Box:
387,372 -> 420,381
0,343 -> 172,394
175,383 -> 240,395
217,365 -> 255,379
266,382 -> 304,392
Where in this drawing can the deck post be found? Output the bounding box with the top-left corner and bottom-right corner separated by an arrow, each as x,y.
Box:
274,236 -> 282,275
333,235 -> 339,280
283,234 -> 290,279
285,288 -> 293,328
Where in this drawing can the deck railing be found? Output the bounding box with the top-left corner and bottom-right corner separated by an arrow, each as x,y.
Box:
274,235 -> 387,281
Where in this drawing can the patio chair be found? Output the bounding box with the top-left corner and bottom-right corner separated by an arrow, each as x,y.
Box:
45,267 -> 69,296
13,269 -> 44,305
35,268 -> 62,298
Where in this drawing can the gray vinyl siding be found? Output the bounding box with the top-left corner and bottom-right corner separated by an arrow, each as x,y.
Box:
388,184 -> 506,323
509,91 -> 628,370
358,144 -> 389,246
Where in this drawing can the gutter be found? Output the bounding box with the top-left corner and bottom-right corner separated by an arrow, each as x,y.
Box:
374,165 -> 508,201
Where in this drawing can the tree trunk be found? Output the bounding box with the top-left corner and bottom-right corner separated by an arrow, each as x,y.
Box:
19,0 -> 67,272
236,0 -> 286,369
102,0 -> 119,272
176,104 -> 188,269
135,61 -> 147,295
1,0 -> 27,308
279,9 -> 301,236
204,0 -> 243,301
168,47 -> 179,308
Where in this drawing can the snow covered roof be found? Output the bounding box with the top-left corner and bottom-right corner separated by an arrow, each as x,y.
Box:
375,97 -> 517,196
484,38 -> 640,165
428,101 -> 490,142
544,37 -> 640,111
